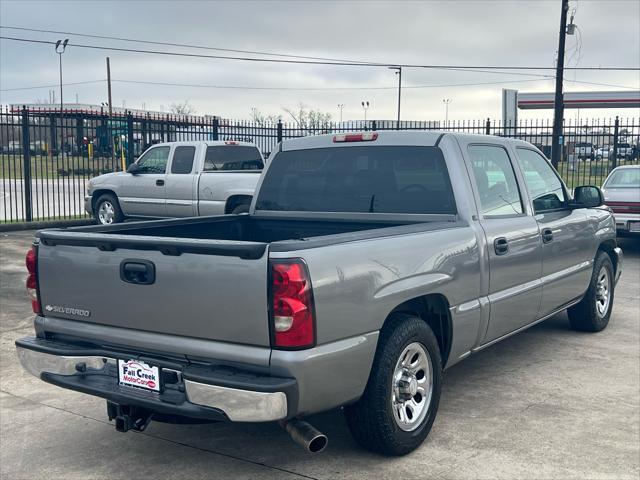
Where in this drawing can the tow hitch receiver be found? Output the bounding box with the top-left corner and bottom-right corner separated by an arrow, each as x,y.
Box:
107,401 -> 153,433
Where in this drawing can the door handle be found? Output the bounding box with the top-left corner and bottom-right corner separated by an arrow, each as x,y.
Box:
156,179 -> 165,186
494,237 -> 509,256
542,228 -> 554,244
120,260 -> 156,285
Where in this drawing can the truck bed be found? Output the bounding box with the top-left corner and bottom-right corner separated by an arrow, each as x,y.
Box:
35,215 -> 461,348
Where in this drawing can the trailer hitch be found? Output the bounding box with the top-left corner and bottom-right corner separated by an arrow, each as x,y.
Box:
107,401 -> 153,433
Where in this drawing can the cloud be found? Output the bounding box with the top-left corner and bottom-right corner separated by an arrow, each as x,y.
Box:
1,0 -> 638,121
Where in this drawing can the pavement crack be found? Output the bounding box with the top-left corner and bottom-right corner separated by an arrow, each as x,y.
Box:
0,389 -> 319,480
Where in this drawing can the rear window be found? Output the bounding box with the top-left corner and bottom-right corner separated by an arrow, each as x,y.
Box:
204,146 -> 263,171
604,168 -> 640,188
255,146 -> 457,215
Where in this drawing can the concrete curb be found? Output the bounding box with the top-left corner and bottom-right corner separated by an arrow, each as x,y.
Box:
0,219 -> 94,233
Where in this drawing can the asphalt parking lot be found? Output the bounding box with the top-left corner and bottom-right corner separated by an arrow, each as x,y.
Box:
1,230 -> 638,480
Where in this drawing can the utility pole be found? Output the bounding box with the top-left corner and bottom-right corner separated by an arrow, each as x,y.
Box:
551,0 -> 570,168
389,67 -> 402,129
106,57 -> 115,169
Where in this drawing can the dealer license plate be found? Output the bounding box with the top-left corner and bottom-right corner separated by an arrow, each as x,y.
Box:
118,359 -> 160,392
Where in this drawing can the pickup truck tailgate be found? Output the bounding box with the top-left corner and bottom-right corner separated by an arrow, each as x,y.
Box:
36,234 -> 270,346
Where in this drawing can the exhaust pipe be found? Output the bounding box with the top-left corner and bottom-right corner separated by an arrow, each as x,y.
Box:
281,419 -> 328,453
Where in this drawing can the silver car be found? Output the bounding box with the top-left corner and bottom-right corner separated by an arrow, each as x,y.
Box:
602,165 -> 640,234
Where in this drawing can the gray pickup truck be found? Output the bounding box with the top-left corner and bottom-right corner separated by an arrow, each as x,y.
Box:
85,140 -> 264,225
17,131 -> 622,456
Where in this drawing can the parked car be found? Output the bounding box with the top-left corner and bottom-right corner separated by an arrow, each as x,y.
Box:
85,140 -> 264,224
602,165 -> 640,234
17,131 -> 622,456
595,146 -> 611,160
616,143 -> 633,159
575,142 -> 595,160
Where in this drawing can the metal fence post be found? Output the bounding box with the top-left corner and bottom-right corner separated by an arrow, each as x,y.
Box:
212,116 -> 219,141
277,120 -> 283,143
21,106 -> 33,222
611,116 -> 619,170
126,111 -> 134,166
372,120 -> 377,131
485,118 -> 491,135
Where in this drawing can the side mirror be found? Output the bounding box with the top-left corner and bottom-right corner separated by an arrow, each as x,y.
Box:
573,185 -> 604,208
127,163 -> 140,174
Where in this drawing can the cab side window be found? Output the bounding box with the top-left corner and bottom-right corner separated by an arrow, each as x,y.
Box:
516,148 -> 567,212
135,146 -> 170,174
170,146 -> 196,174
467,145 -> 524,216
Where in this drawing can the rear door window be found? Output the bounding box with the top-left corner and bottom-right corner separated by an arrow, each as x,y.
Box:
255,146 -> 457,214
204,146 -> 263,171
170,146 -> 196,174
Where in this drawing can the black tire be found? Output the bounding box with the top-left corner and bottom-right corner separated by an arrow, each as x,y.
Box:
567,251 -> 615,332
231,203 -> 250,215
94,193 -> 125,225
344,313 -> 442,456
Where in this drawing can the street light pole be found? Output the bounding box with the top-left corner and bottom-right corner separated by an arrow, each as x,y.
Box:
551,0 -> 570,168
337,104 -> 344,123
443,98 -> 452,125
389,67 -> 402,129
55,39 -> 68,163
361,101 -> 370,123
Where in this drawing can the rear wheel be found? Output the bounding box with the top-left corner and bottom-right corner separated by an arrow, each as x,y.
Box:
231,203 -> 250,215
344,314 -> 442,456
94,193 -> 124,225
568,251 -> 614,332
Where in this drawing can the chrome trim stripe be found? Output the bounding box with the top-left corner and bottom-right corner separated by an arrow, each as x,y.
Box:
184,380 -> 287,422
488,278 -> 541,304
540,260 -> 593,286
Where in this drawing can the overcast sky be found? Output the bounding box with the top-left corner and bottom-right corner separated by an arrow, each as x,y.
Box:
1,0 -> 638,122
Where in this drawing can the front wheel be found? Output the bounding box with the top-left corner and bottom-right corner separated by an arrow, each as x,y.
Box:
344,314 -> 442,456
568,251 -> 615,332
94,193 -> 124,225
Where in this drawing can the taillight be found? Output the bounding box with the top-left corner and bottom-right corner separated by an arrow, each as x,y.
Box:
270,259 -> 316,349
25,246 -> 41,315
607,202 -> 640,214
333,132 -> 378,143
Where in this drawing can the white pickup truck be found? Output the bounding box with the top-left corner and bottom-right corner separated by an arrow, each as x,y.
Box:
85,141 -> 264,224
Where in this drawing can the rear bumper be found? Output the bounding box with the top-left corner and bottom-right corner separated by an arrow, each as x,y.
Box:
612,213 -> 640,233
15,336 -> 292,422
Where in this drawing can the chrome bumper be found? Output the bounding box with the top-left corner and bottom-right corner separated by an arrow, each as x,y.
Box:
613,247 -> 623,285
84,195 -> 93,215
16,344 -> 288,422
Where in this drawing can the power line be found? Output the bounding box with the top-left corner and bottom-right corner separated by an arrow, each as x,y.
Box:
0,79 -> 105,92
3,76 -> 637,93
1,35 -> 637,71
0,25 -> 373,64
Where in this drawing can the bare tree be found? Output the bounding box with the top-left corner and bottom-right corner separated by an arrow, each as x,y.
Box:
282,103 -> 332,131
170,100 -> 196,115
250,107 -> 281,126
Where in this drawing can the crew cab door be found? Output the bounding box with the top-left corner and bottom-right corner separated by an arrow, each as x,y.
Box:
464,143 -> 543,344
514,148 -> 593,317
119,145 -> 168,217
165,144 -> 199,217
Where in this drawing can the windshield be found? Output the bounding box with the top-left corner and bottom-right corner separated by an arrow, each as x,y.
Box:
604,168 -> 640,188
255,146 -> 457,215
